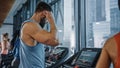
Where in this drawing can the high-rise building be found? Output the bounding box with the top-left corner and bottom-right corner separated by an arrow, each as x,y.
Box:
96,0 -> 106,22
110,0 -> 120,35
86,0 -> 110,48
86,0 -> 96,48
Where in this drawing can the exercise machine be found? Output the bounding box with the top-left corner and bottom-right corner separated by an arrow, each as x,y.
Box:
45,47 -> 69,68
61,48 -> 101,68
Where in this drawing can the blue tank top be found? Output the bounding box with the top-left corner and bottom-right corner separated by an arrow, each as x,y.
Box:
19,20 -> 45,68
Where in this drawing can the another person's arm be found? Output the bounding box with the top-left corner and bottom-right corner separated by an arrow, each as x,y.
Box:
96,39 -> 112,68
1,34 -> 8,49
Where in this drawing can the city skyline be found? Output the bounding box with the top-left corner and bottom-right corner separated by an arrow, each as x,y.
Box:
86,0 -> 120,48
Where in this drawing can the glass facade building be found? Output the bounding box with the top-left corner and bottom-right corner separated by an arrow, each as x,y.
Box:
85,0 -> 120,48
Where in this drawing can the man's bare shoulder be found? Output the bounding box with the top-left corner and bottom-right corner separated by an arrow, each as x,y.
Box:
23,22 -> 41,30
22,22 -> 42,35
23,22 -> 40,29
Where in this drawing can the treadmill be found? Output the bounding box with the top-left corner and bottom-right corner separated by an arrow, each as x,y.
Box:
62,48 -> 101,68
45,47 -> 69,68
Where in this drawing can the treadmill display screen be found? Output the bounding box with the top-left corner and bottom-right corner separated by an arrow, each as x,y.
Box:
76,51 -> 97,66
53,49 -> 65,54
46,48 -> 65,63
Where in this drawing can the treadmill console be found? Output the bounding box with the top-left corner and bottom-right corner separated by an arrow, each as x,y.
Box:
75,48 -> 101,68
63,48 -> 101,68
45,47 -> 68,68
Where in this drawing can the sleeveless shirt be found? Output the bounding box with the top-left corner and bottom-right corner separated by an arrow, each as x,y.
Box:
19,20 -> 45,68
114,32 -> 120,68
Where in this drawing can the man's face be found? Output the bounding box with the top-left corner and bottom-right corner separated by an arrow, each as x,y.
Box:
39,11 -> 49,28
39,16 -> 46,28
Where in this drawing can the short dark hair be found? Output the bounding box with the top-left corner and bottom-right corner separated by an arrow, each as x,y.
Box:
3,33 -> 8,37
35,1 -> 52,12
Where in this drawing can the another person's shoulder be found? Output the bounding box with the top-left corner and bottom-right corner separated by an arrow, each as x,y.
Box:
105,36 -> 114,45
103,35 -> 116,50
114,32 -> 120,38
104,32 -> 120,47
103,33 -> 119,54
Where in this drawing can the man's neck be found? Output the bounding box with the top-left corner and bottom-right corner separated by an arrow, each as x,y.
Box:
30,14 -> 41,23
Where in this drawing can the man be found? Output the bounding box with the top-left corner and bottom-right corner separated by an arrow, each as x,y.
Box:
96,0 -> 120,68
19,2 -> 59,68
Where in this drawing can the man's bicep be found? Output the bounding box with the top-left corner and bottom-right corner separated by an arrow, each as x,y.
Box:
25,23 -> 49,42
32,30 -> 59,46
31,30 -> 50,42
27,23 -> 58,46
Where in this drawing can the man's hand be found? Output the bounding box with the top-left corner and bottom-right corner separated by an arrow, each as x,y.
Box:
44,11 -> 54,24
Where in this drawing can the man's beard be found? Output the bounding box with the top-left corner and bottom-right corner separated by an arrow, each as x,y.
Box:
39,18 -> 46,28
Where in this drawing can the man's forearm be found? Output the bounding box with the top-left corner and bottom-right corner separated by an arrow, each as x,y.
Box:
46,12 -> 57,38
45,39 -> 59,46
49,20 -> 57,38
